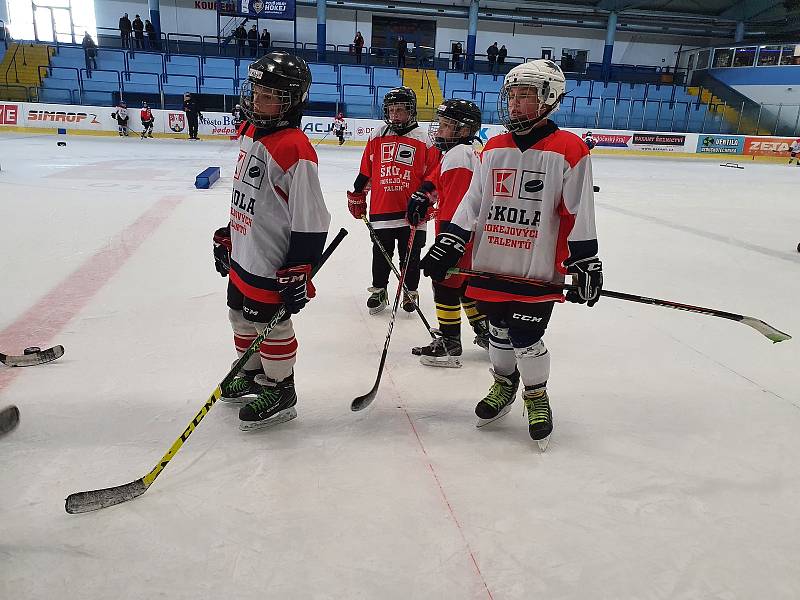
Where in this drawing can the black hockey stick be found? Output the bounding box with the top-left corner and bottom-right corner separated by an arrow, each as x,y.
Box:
0,345 -> 64,367
361,216 -> 437,337
352,226 -> 417,412
65,228 -> 348,514
0,405 -> 20,437
450,268 -> 791,343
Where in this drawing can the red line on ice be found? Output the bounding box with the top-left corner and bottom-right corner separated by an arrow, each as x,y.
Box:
0,195 -> 184,394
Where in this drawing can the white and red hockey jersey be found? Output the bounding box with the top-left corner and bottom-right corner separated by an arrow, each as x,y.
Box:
357,125 -> 440,229
449,122 -> 597,303
229,123 -> 331,304
140,107 -> 153,123
426,143 -> 480,288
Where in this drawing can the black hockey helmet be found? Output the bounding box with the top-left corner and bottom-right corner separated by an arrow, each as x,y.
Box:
240,51 -> 312,129
383,86 -> 417,133
429,99 -> 482,151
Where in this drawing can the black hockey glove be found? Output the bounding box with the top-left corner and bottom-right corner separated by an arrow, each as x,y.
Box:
565,256 -> 602,307
406,190 -> 433,226
420,232 -> 466,282
276,264 -> 316,314
213,225 -> 231,277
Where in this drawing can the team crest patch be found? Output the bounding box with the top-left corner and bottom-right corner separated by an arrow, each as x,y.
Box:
242,156 -> 266,189
252,0 -> 265,12
168,113 -> 185,132
395,143 -> 416,166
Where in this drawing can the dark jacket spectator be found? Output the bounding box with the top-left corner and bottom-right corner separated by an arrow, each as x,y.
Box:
498,44 -> 507,65
487,42 -> 498,64
259,28 -> 270,52
354,32 -> 364,64
247,25 -> 258,57
451,41 -> 460,70
145,20 -> 158,49
183,93 -> 202,140
234,23 -> 247,56
119,13 -> 132,48
397,36 -> 407,68
132,15 -> 144,49
82,32 -> 97,71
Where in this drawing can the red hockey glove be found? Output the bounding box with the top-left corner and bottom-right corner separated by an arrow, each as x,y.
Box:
347,190 -> 367,219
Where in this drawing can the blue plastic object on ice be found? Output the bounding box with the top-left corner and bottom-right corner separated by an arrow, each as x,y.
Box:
195,166 -> 221,189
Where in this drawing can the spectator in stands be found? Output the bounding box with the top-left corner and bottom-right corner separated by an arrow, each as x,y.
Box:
145,19 -> 158,49
498,44 -> 507,69
183,92 -> 202,140
455,42 -> 464,70
397,36 -> 407,68
235,22 -> 247,57
487,42 -> 499,75
451,41 -> 460,70
260,27 -> 271,53
354,31 -> 364,64
248,24 -> 258,57
119,13 -> 132,49
82,31 -> 97,72
132,15 -> 145,50
561,53 -> 575,73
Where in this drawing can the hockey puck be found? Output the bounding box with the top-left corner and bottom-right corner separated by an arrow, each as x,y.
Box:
23,346 -> 41,355
593,185 -> 600,192
797,242 -> 800,253
57,141 -> 66,147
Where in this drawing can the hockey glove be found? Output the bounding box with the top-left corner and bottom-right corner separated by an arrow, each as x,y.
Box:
565,256 -> 603,307
420,232 -> 466,282
213,225 -> 232,277
406,190 -> 436,226
276,264 -> 316,314
347,190 -> 367,219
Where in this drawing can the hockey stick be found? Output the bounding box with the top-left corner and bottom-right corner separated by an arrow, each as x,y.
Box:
313,130 -> 331,147
449,268 -> 791,343
65,228 -> 349,514
361,216 -> 437,337
0,405 -> 20,437
352,226 -> 417,412
0,345 -> 64,367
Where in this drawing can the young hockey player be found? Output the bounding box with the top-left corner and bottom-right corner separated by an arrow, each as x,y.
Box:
406,99 -> 489,367
232,103 -> 244,129
211,51 -> 331,431
419,60 -> 601,448
347,86 -> 440,314
140,101 -> 154,139
789,138 -> 800,165
583,130 -> 597,150
333,112 -> 347,145
112,101 -> 129,136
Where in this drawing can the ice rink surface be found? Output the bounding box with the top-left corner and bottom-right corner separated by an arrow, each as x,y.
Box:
1,133 -> 798,600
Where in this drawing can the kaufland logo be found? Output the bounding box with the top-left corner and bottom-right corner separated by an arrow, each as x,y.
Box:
0,104 -> 18,125
493,169 -> 515,197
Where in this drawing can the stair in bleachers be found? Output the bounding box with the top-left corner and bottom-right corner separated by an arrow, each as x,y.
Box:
0,42 -> 54,100
402,68 -> 442,121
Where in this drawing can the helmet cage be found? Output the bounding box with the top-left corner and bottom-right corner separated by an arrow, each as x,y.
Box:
240,81 -> 293,129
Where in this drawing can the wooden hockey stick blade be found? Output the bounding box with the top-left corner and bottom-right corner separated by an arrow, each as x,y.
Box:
0,345 -> 64,367
0,405 -> 20,436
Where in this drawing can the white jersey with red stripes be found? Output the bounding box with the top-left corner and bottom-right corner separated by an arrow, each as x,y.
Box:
450,121 -> 597,303
229,124 -> 331,304
358,124 -> 440,229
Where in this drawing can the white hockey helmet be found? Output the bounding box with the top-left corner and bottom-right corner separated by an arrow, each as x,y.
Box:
498,59 -> 566,133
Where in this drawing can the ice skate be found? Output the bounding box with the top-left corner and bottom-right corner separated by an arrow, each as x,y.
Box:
402,290 -> 419,313
220,364 -> 264,403
367,287 -> 388,314
239,373 -> 297,431
472,321 -> 489,350
523,387 -> 553,451
475,369 -> 519,427
412,335 -> 462,368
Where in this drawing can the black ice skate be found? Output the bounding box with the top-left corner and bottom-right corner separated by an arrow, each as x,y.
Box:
475,369 -> 519,427
473,321 -> 489,350
411,335 -> 462,368
220,365 -> 265,404
402,290 -> 419,313
523,386 -> 553,451
238,373 -> 297,431
367,287 -> 388,314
